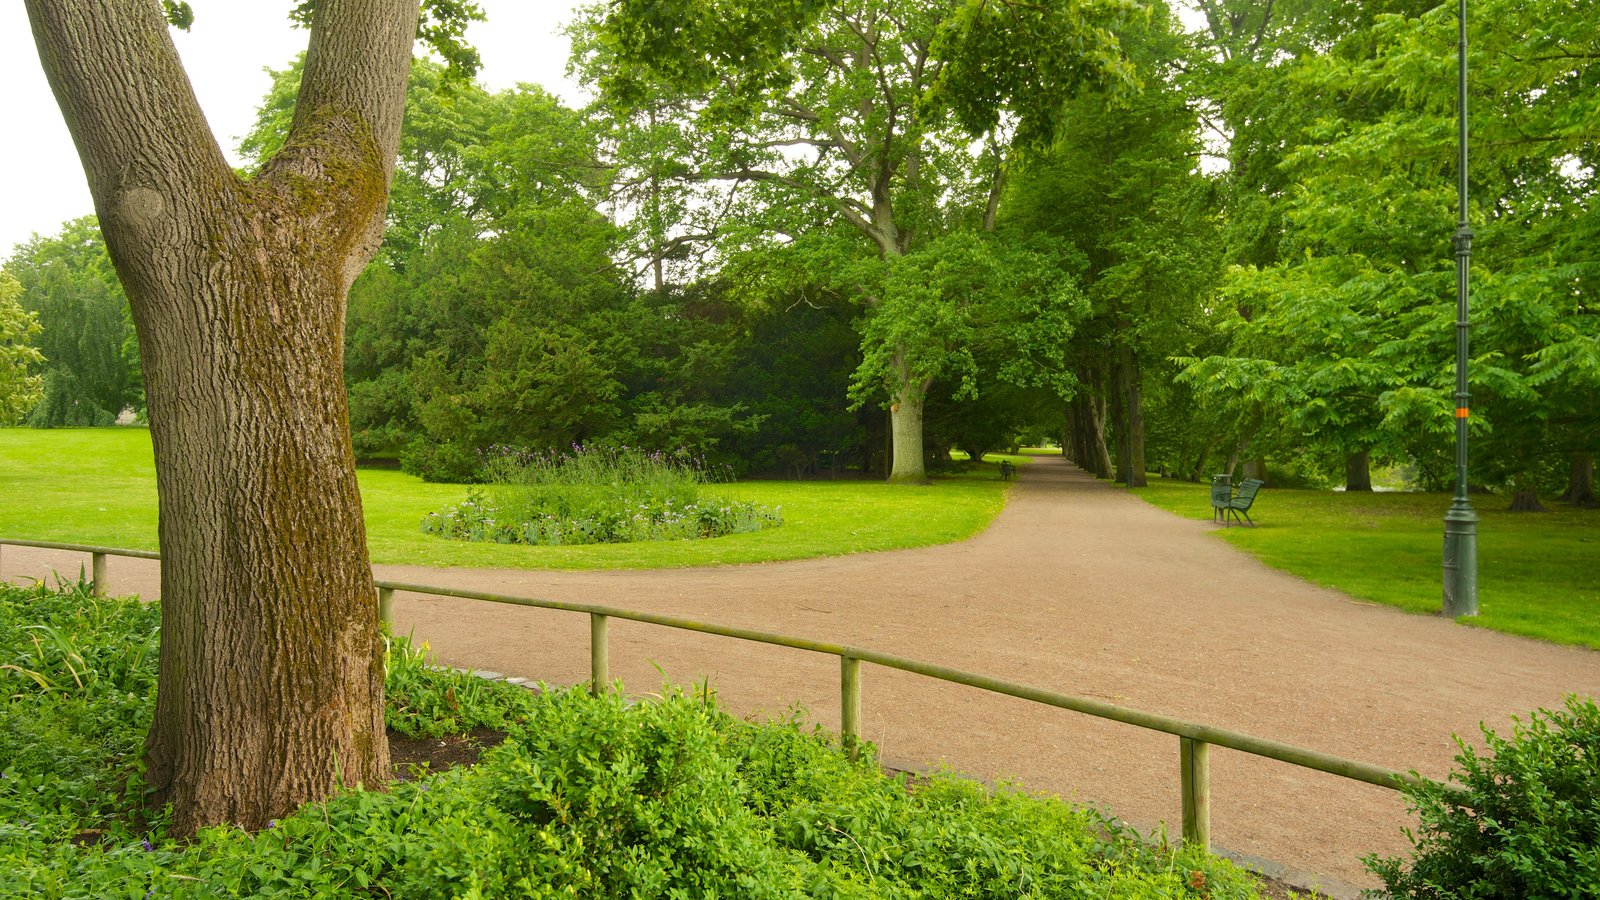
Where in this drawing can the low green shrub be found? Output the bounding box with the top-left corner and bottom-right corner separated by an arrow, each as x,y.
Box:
1363,694 -> 1600,898
422,444 -> 782,545
1,583 -> 1267,898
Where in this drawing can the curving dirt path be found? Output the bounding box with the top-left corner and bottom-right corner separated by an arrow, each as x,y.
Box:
6,456 -> 1597,891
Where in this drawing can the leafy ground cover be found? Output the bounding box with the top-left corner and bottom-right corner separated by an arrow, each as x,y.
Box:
0,428 -> 1010,570
1128,478 -> 1600,649
0,581 -> 1272,899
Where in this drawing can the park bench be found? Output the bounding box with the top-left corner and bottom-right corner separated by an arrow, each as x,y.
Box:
1218,477 -> 1264,527
999,460 -> 1016,481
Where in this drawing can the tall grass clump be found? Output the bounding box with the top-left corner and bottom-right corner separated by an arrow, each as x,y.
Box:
421,444 -> 782,546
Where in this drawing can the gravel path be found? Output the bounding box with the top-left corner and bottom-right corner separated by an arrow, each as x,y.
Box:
6,456 -> 1597,891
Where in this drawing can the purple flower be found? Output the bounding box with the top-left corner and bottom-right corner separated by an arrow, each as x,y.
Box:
267,819 -> 278,829
141,838 -> 154,852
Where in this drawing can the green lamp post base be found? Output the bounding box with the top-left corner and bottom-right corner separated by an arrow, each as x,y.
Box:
1442,499 -> 1478,618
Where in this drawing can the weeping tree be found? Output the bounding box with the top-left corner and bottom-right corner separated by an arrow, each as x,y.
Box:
19,0 -> 460,835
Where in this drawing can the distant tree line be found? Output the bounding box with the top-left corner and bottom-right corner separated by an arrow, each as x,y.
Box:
4,0 -> 1594,506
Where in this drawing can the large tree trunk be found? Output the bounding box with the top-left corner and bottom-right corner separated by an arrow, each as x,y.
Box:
888,352 -> 929,482
1561,452 -> 1596,506
1345,450 -> 1373,492
26,0 -> 415,836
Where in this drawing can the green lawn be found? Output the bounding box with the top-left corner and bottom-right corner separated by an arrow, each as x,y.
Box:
0,428 -> 1012,570
1128,477 -> 1600,649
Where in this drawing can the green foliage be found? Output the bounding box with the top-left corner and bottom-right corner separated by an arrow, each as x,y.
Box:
2,218 -> 140,427
577,0 -> 1133,479
383,633 -> 541,739
592,0 -> 832,108
929,0 -> 1141,147
1000,4 -> 1220,483
288,0 -> 485,79
160,0 -> 194,30
422,445 -> 783,545
0,580 -> 160,849
1364,696 -> 1600,899
1130,478 -> 1600,648
0,273 -> 44,425
849,231 -> 1084,413
0,582 -> 1268,898
1181,0 -> 1600,499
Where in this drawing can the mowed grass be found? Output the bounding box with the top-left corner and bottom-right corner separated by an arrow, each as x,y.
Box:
1129,477 -> 1600,649
0,428 -> 1011,570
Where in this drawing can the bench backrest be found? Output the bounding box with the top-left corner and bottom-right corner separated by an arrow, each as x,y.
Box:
1233,478 -> 1265,508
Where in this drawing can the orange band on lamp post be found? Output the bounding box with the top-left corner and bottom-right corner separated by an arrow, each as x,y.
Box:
1456,408 -> 1470,419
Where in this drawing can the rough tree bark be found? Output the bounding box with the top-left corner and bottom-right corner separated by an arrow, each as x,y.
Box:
1345,450 -> 1373,492
25,0 -> 416,835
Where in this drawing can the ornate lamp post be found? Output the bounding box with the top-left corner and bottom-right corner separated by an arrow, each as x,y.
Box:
1442,0 -> 1479,617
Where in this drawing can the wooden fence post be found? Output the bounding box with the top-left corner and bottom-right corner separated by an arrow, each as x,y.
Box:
1181,736 -> 1211,848
378,587 -> 395,628
841,655 -> 861,759
91,552 -> 107,597
590,613 -> 609,695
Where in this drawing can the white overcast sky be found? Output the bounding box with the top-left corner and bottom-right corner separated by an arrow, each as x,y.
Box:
1,1 -> 588,256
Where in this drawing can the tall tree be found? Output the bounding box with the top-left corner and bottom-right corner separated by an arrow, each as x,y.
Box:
1185,0 -> 1600,503
580,0 -> 1133,481
23,0 -> 419,834
1004,2 -> 1219,486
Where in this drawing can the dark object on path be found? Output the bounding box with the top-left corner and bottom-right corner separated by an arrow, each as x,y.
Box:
999,460 -> 1016,481
1222,478 -> 1265,527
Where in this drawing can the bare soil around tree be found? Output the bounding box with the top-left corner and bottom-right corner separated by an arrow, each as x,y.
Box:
7,455 -> 1597,891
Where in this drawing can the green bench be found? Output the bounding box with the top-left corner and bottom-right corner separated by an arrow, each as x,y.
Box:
1217,477 -> 1264,527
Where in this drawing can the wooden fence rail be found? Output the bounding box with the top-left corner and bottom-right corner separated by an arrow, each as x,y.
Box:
2,538 -> 1463,852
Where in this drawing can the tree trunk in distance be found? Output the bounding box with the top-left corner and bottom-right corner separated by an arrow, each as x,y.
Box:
1071,397 -> 1095,471
1508,473 -> 1546,512
1086,392 -> 1113,479
1243,457 -> 1267,485
1118,347 -> 1147,488
887,353 -> 929,482
1561,452 -> 1596,506
25,0 -> 413,836
1189,435 -> 1218,483
1345,451 -> 1373,492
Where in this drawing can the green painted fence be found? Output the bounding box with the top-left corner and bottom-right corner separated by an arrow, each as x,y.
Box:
1,538 -> 1463,851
